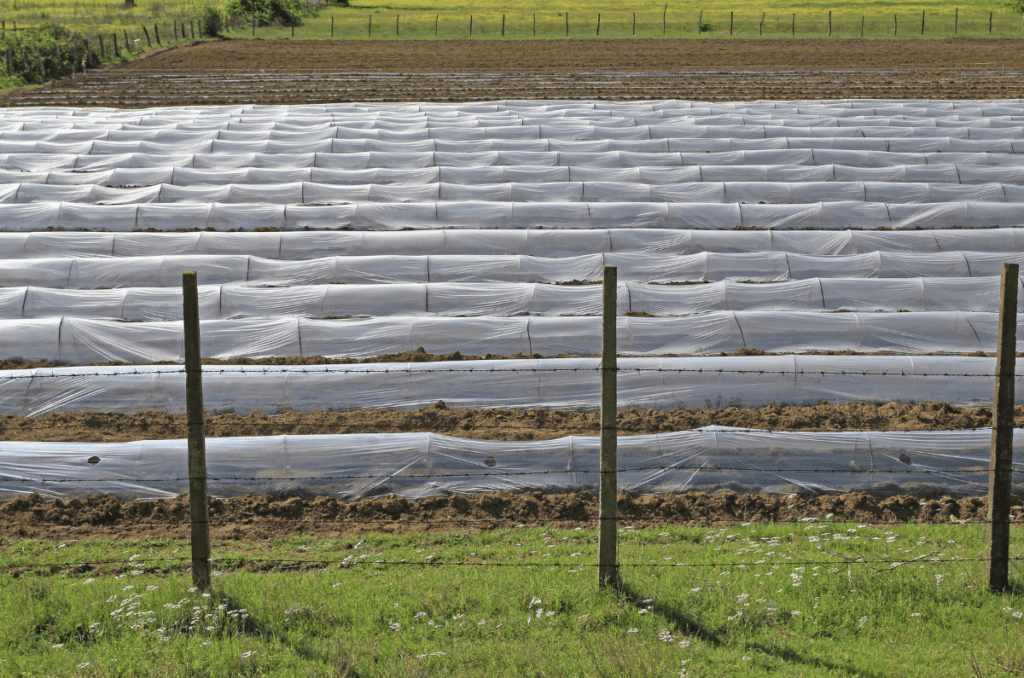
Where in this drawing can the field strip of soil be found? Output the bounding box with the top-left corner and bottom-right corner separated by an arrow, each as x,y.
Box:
2,491 -> 1017,542
8,39 -> 1024,106
0,401 -> 1005,443
112,39 -> 1024,73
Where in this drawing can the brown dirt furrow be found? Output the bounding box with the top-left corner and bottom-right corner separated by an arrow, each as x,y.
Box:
0,490 -> 1016,541
0,401 -> 1004,443
112,38 -> 1024,73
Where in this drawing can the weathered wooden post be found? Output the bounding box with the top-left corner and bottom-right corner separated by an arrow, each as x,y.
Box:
598,265 -> 618,589
182,271 -> 212,592
988,263 -> 1018,593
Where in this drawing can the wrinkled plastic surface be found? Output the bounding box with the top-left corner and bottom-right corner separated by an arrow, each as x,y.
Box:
0,426 -> 1018,500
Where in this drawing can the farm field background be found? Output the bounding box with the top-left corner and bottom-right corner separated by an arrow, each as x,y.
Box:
2,0 -> 1024,41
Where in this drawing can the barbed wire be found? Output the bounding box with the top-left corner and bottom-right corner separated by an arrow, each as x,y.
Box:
0,366 -> 1015,380
1,464 -> 1019,483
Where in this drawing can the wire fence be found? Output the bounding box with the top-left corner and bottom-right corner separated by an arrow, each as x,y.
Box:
225,8 -> 1024,41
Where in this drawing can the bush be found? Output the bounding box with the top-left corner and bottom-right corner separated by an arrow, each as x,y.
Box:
1,22 -> 89,87
224,0 -> 309,27
199,3 -> 224,36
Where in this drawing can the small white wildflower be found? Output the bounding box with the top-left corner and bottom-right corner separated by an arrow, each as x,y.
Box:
742,656 -> 752,660
413,612 -> 427,619
51,643 -> 64,649
627,628 -> 639,633
679,640 -> 691,648
77,663 -> 90,669
910,613 -> 921,617
452,613 -> 465,620
690,588 -> 701,593
1013,612 -> 1023,620
791,611 -> 801,616
858,615 -> 869,629
388,623 -> 400,631
240,651 -> 256,658
658,629 -> 674,642
332,583 -> 342,588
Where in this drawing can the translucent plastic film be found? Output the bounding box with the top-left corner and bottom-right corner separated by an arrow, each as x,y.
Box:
0,427 -> 1018,500
0,356 -> 1014,417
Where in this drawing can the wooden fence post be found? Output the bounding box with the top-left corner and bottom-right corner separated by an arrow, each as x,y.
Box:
112,33 -> 119,57
760,12 -> 765,35
861,15 -> 864,36
469,15 -> 472,36
598,264 -> 618,589
155,24 -> 160,44
792,13 -> 795,36
633,12 -> 636,35
729,11 -> 733,35
596,13 -> 600,35
566,12 -> 569,36
503,13 -> 506,36
143,25 -> 151,47
368,15 -> 371,37
894,13 -> 897,36
433,14 -> 437,36
533,13 -> 536,35
955,7 -> 958,34
698,10 -> 702,34
988,262 -> 1018,593
828,10 -> 831,36
663,4 -> 667,34
921,10 -> 925,35
190,20 -> 195,40
182,271 -> 212,593
990,12 -> 993,33
395,14 -> 399,36
124,29 -> 131,53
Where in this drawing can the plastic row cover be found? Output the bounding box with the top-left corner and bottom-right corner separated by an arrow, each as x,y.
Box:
1,426 -> 1019,500
7,134 -> 1024,155
3,251 -> 1021,288
7,149 -> 1024,173
0,356 -> 1013,419
3,228 -> 1021,259
7,181 -> 1024,205
0,201 -> 1022,231
0,312 -> 1013,363
2,278 -> 1018,321
7,122 -> 1024,144
14,163 -> 1024,187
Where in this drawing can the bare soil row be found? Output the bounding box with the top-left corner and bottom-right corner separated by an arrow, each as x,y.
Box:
2,490 -> 1015,541
0,401 -> 1004,443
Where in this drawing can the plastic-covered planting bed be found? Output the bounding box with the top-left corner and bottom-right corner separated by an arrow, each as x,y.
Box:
4,150 -> 1024,173
0,201 -> 1021,232
4,180 -> 1024,205
12,163 -> 1024,187
3,251 -> 1022,288
0,356 -> 1013,417
0,312 -> 1015,363
2,229 -> 1022,259
1,427 -> 1018,500
1,278 -> 1021,321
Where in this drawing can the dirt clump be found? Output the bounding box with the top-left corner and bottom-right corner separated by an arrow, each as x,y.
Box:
0,490 -> 1013,541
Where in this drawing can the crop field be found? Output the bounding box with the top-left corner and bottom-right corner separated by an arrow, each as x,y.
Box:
4,36 -> 1024,676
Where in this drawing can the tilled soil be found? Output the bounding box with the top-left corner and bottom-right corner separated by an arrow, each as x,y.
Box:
6,38 -> 1024,106
0,490 -> 1014,541
0,401 -> 1005,443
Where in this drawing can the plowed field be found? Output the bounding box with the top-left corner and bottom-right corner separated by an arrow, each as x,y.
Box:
6,38 -> 1024,106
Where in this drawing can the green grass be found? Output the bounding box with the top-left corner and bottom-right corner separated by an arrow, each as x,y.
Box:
4,520 -> 1024,676
233,5 -> 1024,41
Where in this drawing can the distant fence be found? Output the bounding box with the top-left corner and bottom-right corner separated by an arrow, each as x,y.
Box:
228,7 -> 1024,40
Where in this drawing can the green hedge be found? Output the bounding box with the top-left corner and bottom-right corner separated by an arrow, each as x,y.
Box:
0,23 -> 90,88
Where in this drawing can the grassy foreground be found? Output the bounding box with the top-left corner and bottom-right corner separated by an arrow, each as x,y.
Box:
3,520 -> 1024,676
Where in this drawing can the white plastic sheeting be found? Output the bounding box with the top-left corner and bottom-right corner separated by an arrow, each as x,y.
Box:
5,180 -> 1024,204
2,277 -> 1019,320
0,426 -> 1018,500
0,312 -> 1013,363
3,228 -> 1024,259
2,251 -> 1020,288
0,356 -> 1011,418
0,201 -> 1020,231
